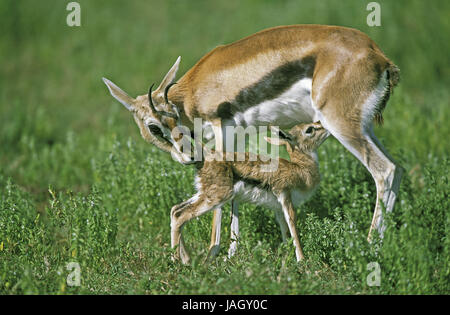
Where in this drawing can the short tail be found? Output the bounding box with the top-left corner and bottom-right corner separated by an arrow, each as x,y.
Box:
374,63 -> 400,125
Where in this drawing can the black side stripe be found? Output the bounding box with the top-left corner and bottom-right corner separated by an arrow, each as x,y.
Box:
217,56 -> 316,120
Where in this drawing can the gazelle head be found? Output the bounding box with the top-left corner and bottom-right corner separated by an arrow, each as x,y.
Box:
102,57 -> 193,164
265,122 -> 329,152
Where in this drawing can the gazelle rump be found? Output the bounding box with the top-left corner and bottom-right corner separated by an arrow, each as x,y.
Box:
171,122 -> 329,264
103,24 -> 402,245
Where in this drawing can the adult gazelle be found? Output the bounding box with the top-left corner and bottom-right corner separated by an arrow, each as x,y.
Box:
103,24 -> 402,256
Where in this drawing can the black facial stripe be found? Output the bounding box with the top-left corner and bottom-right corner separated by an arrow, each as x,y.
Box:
217,57 -> 315,120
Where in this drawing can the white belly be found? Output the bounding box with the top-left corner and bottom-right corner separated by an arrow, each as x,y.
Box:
233,181 -> 315,211
233,181 -> 281,210
232,78 -> 316,128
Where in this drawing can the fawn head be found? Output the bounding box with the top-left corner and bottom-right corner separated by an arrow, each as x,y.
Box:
265,122 -> 329,153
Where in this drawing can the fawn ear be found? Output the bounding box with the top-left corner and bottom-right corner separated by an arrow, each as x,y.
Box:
268,126 -> 296,148
270,126 -> 293,139
264,136 -> 287,146
156,56 -> 181,92
102,78 -> 135,111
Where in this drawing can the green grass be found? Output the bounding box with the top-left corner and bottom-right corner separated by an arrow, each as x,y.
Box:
0,0 -> 449,294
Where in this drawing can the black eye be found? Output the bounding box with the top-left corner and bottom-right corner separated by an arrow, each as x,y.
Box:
305,126 -> 314,134
148,124 -> 164,138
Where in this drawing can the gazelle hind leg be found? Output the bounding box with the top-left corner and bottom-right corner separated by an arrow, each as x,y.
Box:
366,127 -> 403,239
313,64 -> 402,241
318,113 -> 402,241
227,200 -> 239,258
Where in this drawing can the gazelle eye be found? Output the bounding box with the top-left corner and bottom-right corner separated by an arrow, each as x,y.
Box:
148,124 -> 165,138
305,126 -> 314,134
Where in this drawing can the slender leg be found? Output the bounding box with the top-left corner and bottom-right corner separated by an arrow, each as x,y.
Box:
228,199 -> 240,258
171,191 -> 233,264
366,126 -> 404,240
211,118 -> 223,161
277,192 -> 304,261
171,196 -> 216,265
274,207 -> 289,243
206,207 -> 223,261
170,195 -> 197,262
313,63 -> 403,242
318,114 -> 403,241
226,202 -> 290,259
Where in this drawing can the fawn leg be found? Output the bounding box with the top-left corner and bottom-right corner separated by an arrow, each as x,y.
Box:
278,192 -> 304,261
206,207 -> 223,261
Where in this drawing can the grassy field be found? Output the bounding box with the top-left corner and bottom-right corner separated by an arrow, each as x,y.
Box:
0,0 -> 449,294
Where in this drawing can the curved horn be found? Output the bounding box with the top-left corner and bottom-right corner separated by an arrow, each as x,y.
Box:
147,83 -> 158,113
164,82 -> 177,104
148,82 -> 179,119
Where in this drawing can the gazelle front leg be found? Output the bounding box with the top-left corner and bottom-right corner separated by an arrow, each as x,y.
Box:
211,118 -> 224,161
228,199 -> 239,258
278,191 -> 305,262
206,207 -> 223,261
207,199 -> 240,261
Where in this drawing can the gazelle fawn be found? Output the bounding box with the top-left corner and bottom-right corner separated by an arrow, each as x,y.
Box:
171,122 -> 329,264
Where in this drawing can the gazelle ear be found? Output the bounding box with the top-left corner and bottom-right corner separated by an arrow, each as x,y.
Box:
264,136 -> 287,146
156,56 -> 181,92
102,78 -> 135,111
